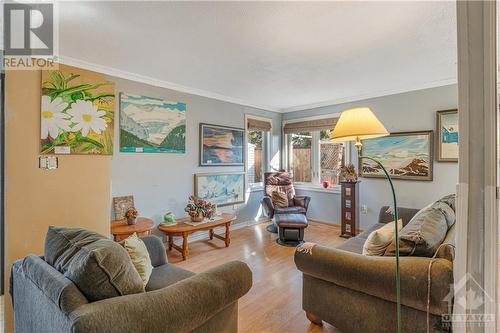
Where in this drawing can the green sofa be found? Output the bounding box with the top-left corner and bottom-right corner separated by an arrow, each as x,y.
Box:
295,206 -> 454,333
11,235 -> 252,332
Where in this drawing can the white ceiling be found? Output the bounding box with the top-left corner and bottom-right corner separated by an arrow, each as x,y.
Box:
58,1 -> 457,112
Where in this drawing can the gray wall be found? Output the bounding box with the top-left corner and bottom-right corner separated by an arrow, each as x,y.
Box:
108,76 -> 282,227
283,85 -> 459,229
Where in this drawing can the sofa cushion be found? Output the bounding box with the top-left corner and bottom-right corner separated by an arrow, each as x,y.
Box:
275,206 -> 306,215
145,264 -> 195,291
272,191 -> 289,208
384,195 -> 456,257
362,220 -> 402,256
44,226 -> 144,301
120,233 -> 153,286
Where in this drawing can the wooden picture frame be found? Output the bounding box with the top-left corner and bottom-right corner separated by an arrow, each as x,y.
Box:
359,130 -> 434,181
194,172 -> 245,207
199,123 -> 245,166
436,109 -> 458,162
113,195 -> 135,220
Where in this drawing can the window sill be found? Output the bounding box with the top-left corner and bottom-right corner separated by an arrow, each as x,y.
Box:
247,184 -> 264,192
294,184 -> 341,194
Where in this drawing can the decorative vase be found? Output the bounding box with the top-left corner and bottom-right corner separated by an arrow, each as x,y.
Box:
190,212 -> 204,222
127,217 -> 137,225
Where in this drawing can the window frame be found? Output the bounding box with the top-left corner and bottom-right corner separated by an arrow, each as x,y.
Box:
245,114 -> 272,191
282,114 -> 349,192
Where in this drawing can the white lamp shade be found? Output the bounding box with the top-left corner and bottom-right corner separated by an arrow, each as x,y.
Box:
330,107 -> 389,142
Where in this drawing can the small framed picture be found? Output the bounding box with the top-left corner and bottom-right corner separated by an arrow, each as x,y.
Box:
345,224 -> 352,232
345,200 -> 351,208
436,109 -> 458,162
345,188 -> 351,196
345,212 -> 351,221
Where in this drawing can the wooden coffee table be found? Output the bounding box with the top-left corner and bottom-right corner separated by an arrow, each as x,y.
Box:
158,213 -> 235,260
111,217 -> 154,241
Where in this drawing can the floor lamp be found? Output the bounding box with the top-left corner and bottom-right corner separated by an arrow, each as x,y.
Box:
330,107 -> 401,333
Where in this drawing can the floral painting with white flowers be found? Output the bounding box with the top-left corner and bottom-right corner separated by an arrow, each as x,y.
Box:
40,68 -> 115,154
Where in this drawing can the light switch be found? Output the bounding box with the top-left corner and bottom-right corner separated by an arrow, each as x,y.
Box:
39,156 -> 58,170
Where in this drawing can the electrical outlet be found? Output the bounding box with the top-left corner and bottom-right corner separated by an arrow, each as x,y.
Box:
361,205 -> 368,214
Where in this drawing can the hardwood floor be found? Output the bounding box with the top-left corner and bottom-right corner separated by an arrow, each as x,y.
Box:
171,220 -> 345,333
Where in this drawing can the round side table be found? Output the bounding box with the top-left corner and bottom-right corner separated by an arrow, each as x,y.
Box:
111,217 -> 154,241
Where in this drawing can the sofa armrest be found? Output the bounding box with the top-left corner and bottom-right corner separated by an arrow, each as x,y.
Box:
261,196 -> 275,218
141,235 -> 168,267
295,245 -> 453,315
69,261 -> 252,332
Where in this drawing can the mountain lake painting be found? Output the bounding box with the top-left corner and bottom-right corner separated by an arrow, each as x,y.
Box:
360,131 -> 433,181
120,93 -> 186,153
200,124 -> 244,166
194,172 -> 245,206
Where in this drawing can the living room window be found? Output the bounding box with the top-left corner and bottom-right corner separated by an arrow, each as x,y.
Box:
246,116 -> 272,188
284,117 -> 346,188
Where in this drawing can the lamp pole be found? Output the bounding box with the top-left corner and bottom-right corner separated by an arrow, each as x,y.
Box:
356,142 -> 401,333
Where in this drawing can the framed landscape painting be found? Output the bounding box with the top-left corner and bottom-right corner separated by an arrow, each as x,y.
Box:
200,123 -> 244,166
194,172 -> 245,207
360,131 -> 433,181
41,66 -> 115,155
120,93 -> 186,153
436,109 -> 458,162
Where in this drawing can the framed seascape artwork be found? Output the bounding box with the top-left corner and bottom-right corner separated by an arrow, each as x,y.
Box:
436,109 -> 458,162
360,131 -> 433,181
194,172 -> 245,207
120,93 -> 186,153
199,123 -> 244,166
41,65 -> 115,155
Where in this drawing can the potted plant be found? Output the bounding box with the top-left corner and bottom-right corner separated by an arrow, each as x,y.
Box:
185,196 -> 215,223
125,207 -> 138,225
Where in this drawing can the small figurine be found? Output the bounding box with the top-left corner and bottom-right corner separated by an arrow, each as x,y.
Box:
163,211 -> 175,224
340,163 -> 358,182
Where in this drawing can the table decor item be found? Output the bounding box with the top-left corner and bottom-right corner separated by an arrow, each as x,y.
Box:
322,180 -> 331,189
125,207 -> 138,225
163,211 -> 175,223
185,195 -> 215,223
340,163 -> 358,182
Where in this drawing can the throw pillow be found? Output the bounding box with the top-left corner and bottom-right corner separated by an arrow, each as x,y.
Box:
384,194 -> 456,257
294,196 -> 306,208
272,191 -> 289,208
120,233 -> 153,286
362,220 -> 403,256
44,226 -> 144,301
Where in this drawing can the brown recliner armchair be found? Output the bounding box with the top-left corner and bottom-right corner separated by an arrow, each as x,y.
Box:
261,171 -> 311,233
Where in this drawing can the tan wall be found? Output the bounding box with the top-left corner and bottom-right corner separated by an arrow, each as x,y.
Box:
3,67 -> 112,332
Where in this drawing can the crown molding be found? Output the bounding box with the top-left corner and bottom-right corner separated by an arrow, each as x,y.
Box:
57,56 -> 281,112
278,77 -> 458,113
57,56 -> 457,114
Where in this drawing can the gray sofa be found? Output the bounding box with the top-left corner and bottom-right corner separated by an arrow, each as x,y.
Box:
10,235 -> 252,333
295,206 -> 455,333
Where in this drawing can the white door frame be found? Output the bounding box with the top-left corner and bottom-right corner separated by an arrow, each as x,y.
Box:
456,1 -> 497,332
